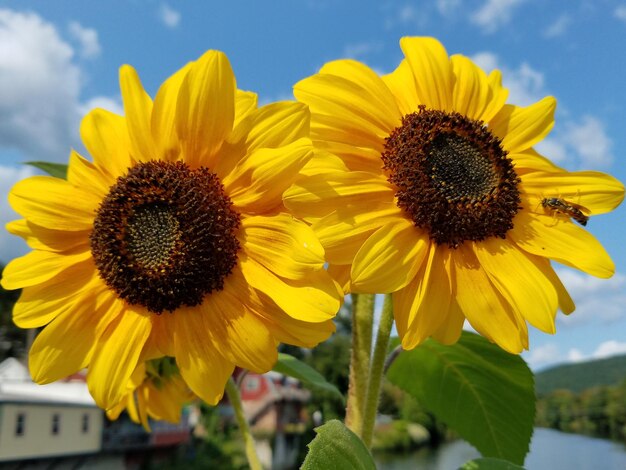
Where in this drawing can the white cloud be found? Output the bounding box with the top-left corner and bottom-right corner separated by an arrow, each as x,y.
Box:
343,41 -> 382,59
0,165 -> 34,263
68,21 -> 101,59
525,343 -> 560,369
537,115 -> 614,169
544,14 -> 570,38
384,4 -> 429,29
0,9 -> 81,163
437,0 -> 461,16
614,5 -> 626,22
563,116 -> 614,168
533,137 -> 568,164
471,0 -> 526,34
398,4 -> 418,23
525,340 -> 626,370
471,51 -> 613,169
566,348 -> 585,363
592,340 -> 626,359
470,51 -> 499,72
471,52 -> 545,106
79,96 -> 124,117
556,269 -> 626,326
565,341 -> 626,364
0,9 -> 120,165
159,3 -> 181,29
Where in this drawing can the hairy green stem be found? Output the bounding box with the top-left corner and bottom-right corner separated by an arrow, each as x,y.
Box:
225,377 -> 262,470
345,293 -> 375,435
361,293 -> 395,448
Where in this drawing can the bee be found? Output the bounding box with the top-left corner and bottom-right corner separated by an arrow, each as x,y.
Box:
541,197 -> 589,226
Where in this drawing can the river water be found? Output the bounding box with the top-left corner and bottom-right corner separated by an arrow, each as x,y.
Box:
375,428 -> 626,469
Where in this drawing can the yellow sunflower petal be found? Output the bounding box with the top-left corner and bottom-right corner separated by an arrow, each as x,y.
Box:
88,307 -> 152,409
510,149 -> 564,174
295,60 -> 400,140
318,59 -> 402,127
80,108 -> 133,178
222,267 -> 336,348
151,62 -> 192,161
451,54 -> 492,121
205,278 -> 278,373
9,176 -> 98,231
119,64 -> 157,162
145,376 -> 190,423
240,256 -> 339,322
234,89 -> 258,127
149,312 -> 176,357
532,256 -> 575,315
510,210 -> 615,278
399,36 -> 454,112
313,202 -> 403,265
482,69 -> 509,123
299,149 -> 349,177
490,97 -> 556,154
174,308 -> 234,405
327,264 -> 352,294
351,220 -> 429,294
6,220 -> 88,253
1,249 -> 92,290
255,307 -> 336,348
244,101 -> 310,151
139,334 -> 164,362
294,83 -> 390,152
136,387 -> 151,430
395,243 -> 452,349
176,50 -> 235,167
126,391 -> 142,425
226,138 -> 313,211
283,172 -> 395,219
430,298 -> 465,345
306,140 -> 381,173
13,262 -> 103,328
242,214 -> 325,280
29,293 -> 119,385
473,238 -> 558,334
106,401 -> 125,421
522,170 -> 625,215
67,150 -> 111,198
382,59 -> 420,116
310,112 -> 386,152
452,245 -> 525,353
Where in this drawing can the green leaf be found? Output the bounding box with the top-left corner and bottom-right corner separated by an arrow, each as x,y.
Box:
301,420 -> 376,470
273,353 -> 344,403
26,161 -> 68,179
387,332 -> 535,465
459,457 -> 526,470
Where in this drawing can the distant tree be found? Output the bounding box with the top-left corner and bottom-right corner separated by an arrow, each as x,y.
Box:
536,379 -> 626,441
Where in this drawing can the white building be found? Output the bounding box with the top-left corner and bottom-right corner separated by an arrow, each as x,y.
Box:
0,358 -> 109,467
0,358 -> 191,469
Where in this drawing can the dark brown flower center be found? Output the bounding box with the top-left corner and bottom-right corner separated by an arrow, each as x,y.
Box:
90,161 -> 241,313
382,107 -> 521,248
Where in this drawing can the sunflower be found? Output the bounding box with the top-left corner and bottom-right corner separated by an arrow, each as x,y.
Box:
1,50 -> 339,409
284,37 -> 624,353
107,358 -> 194,431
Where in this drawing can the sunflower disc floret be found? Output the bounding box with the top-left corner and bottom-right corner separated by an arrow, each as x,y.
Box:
91,160 -> 241,313
382,106 -> 521,248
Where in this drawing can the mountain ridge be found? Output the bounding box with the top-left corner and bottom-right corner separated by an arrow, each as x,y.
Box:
535,353 -> 626,395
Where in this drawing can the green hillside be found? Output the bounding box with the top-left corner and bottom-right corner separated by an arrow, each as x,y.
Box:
535,354 -> 626,395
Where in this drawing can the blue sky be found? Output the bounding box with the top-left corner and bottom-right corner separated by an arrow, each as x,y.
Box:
0,0 -> 625,370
